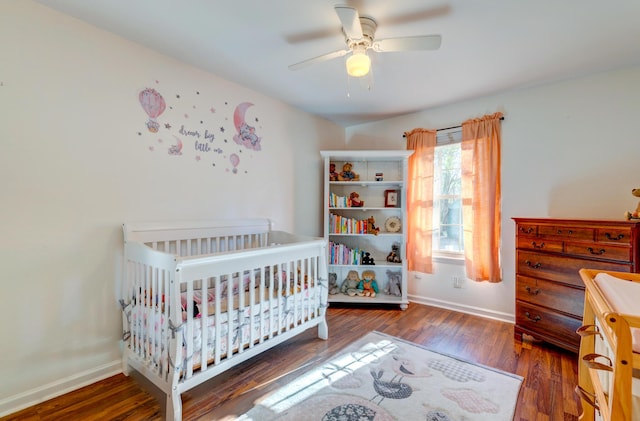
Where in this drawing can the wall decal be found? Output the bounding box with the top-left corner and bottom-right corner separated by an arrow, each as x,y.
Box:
168,136 -> 183,155
233,102 -> 262,151
139,88 -> 166,133
136,82 -> 263,174
229,153 -> 240,174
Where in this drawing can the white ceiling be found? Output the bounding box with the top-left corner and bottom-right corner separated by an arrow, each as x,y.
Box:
34,0 -> 640,127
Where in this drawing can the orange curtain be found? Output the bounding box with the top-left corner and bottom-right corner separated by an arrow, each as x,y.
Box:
405,128 -> 437,274
461,112 -> 503,282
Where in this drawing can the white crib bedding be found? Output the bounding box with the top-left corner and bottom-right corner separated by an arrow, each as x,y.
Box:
131,285 -> 320,375
180,284 -> 306,319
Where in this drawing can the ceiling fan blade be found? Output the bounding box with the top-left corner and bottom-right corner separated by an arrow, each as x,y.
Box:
334,5 -> 363,40
288,49 -> 350,71
373,35 -> 442,52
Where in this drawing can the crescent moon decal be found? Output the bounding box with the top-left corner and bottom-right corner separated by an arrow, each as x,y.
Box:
233,102 -> 262,151
168,136 -> 183,155
233,102 -> 253,132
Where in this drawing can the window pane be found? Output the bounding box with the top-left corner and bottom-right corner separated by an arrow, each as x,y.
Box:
433,142 -> 463,253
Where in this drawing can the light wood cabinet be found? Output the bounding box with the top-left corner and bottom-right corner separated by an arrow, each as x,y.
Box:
513,218 -> 640,353
321,150 -> 412,310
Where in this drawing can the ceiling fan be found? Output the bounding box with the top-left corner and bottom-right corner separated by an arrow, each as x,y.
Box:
288,4 -> 442,77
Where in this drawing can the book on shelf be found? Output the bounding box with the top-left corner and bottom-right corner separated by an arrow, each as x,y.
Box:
329,213 -> 366,234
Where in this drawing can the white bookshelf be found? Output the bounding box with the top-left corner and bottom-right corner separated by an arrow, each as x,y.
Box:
321,150 -> 412,309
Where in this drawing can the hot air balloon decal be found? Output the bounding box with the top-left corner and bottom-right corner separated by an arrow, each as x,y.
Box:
233,102 -> 261,151
229,153 -> 240,173
139,88 -> 166,133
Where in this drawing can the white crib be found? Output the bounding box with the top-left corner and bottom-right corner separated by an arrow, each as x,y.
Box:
120,219 -> 328,421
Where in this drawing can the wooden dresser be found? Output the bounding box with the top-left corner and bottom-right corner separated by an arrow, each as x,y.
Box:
513,218 -> 640,353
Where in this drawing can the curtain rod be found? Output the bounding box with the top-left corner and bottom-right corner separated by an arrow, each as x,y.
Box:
402,116 -> 504,138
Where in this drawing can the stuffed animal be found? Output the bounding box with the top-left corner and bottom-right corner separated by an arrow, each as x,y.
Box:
329,163 -> 339,181
328,272 -> 339,295
366,216 -> 380,235
384,270 -> 402,297
625,188 -> 640,220
358,270 -> 379,297
361,251 -> 375,265
350,192 -> 364,207
338,162 -> 359,181
340,270 -> 362,296
386,243 -> 402,263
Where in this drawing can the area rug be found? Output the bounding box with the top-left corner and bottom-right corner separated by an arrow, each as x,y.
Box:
237,331 -> 523,420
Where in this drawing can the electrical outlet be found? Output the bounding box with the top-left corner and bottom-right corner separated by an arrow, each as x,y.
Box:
452,276 -> 463,288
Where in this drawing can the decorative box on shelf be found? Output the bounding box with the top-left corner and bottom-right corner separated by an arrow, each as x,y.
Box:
321,150 -> 413,310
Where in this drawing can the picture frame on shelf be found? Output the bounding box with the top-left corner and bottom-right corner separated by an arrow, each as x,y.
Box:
384,190 -> 398,207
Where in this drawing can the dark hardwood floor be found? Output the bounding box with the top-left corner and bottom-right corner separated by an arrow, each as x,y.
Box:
2,303 -> 582,420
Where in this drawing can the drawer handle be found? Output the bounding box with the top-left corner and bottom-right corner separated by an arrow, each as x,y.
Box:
520,227 -> 534,234
524,260 -> 542,269
525,286 -> 540,295
557,229 -> 573,235
587,247 -> 605,255
604,233 -> 624,241
531,241 -> 545,249
524,311 -> 541,322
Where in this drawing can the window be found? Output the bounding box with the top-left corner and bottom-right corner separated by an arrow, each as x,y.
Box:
432,131 -> 463,255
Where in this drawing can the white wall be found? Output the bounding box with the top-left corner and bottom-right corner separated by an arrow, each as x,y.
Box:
346,65 -> 640,321
0,1 -> 344,414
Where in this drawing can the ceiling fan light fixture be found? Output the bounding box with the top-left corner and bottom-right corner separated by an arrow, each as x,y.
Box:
346,49 -> 371,77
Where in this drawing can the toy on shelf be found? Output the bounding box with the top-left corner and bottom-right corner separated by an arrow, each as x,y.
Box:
625,188 -> 640,220
340,270 -> 362,296
329,163 -> 340,181
386,242 -> 402,263
366,216 -> 380,235
328,272 -> 339,295
361,252 -> 375,265
384,270 -> 402,296
350,192 -> 364,207
338,162 -> 359,181
358,270 -> 379,297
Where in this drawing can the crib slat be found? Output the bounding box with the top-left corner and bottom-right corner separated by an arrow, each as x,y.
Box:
214,276 -> 222,366
249,269 -> 257,348
200,279 -> 209,372
226,272 -> 234,360
237,272 -> 245,354
268,265 -> 276,340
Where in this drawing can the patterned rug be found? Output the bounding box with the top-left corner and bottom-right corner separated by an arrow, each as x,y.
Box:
238,331 -> 523,420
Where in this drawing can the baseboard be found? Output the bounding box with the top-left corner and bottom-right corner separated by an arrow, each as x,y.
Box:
0,360 -> 122,418
408,294 -> 515,324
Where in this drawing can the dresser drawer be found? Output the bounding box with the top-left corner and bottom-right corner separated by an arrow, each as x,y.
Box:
517,250 -> 632,288
516,236 -> 563,253
516,301 -> 582,347
517,224 -> 538,236
538,225 -> 594,241
596,227 -> 633,244
516,275 -> 584,317
564,241 -> 632,262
